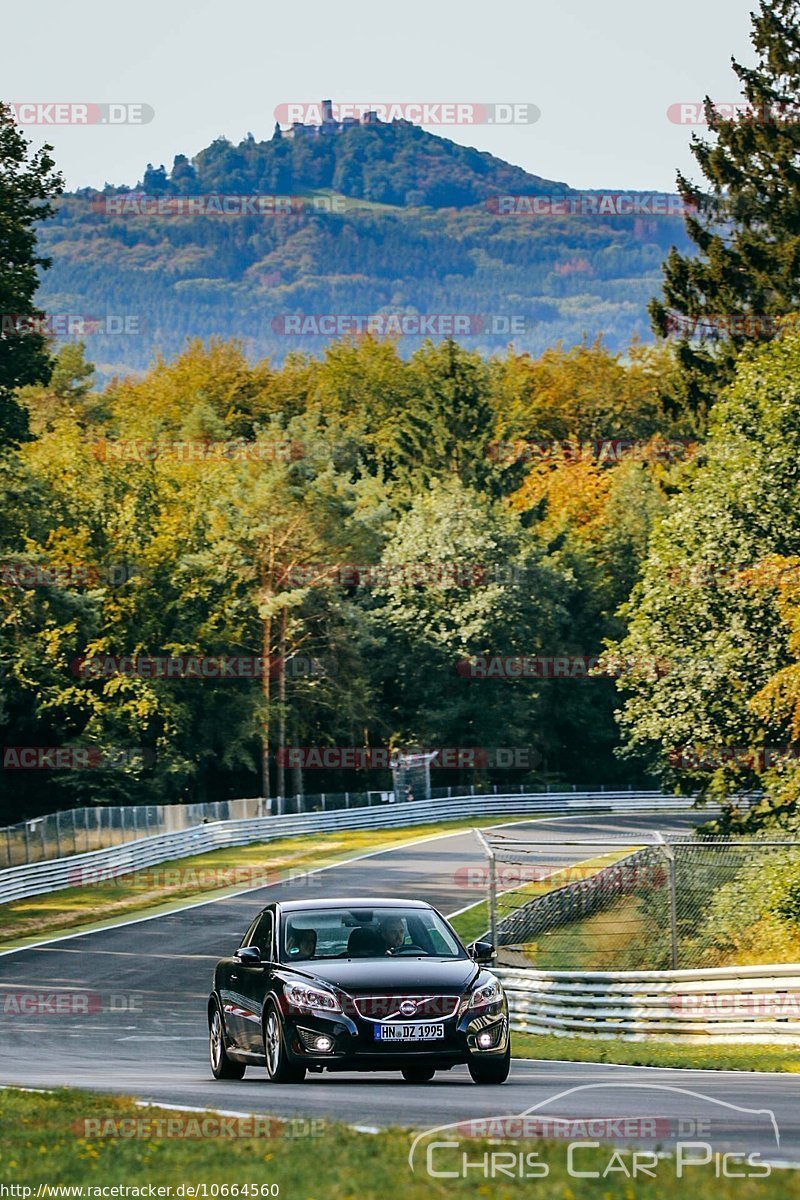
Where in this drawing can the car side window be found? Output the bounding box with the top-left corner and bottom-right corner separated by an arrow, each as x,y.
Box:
247,912 -> 274,959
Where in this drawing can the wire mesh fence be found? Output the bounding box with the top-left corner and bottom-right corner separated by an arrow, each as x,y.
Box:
1,780 -> 569,867
0,799 -> 267,867
477,827 -> 800,971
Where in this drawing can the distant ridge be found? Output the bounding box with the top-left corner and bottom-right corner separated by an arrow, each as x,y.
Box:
94,110 -> 572,211
43,118 -> 692,380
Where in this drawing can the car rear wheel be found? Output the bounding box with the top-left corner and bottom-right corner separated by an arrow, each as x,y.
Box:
209,1002 -> 246,1080
263,1002 -> 306,1084
401,1066 -> 436,1083
468,1045 -> 510,1085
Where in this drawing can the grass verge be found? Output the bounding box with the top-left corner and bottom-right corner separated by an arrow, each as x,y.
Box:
0,815 -> 535,950
512,1031 -> 800,1073
0,1086 -> 795,1196
448,849 -> 636,945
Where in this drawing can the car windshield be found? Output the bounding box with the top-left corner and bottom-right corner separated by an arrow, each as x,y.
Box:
280,906 -> 465,961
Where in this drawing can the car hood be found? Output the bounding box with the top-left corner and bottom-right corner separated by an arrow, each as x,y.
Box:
281,957 -> 479,994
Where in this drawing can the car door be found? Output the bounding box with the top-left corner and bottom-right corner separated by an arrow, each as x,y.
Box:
219,913 -> 261,1050
235,907 -> 276,1053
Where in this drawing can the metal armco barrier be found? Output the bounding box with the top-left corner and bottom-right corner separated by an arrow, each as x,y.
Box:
497,963 -> 800,1044
0,791 -> 694,905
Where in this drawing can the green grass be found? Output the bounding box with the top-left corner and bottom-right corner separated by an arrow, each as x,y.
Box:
513,1031 -> 800,1073
449,850 -> 636,946
517,892 -> 657,971
0,1086 -> 796,1197
0,815 -> 538,950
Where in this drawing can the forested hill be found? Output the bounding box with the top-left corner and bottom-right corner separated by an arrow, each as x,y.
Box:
37,120 -> 693,381
138,119 -> 570,208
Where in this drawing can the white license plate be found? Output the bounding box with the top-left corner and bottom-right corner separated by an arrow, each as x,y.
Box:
375,1022 -> 444,1041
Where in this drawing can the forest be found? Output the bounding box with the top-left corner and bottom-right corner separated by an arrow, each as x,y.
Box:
3,0 -> 800,833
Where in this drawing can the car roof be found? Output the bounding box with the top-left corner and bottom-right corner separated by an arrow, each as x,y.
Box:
274,897 -> 433,914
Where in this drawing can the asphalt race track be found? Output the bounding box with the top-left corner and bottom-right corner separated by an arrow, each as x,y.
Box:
0,813 -> 797,1168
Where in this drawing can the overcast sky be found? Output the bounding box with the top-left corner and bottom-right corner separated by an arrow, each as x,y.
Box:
2,0 -> 758,193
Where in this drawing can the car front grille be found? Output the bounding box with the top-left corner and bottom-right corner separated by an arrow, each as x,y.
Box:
351,993 -> 461,1022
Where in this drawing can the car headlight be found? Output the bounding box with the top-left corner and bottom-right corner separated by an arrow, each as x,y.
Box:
282,981 -> 341,1013
468,974 -> 503,1010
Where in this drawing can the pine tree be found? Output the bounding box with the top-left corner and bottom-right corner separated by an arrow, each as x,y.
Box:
0,103 -> 63,447
650,0 -> 800,421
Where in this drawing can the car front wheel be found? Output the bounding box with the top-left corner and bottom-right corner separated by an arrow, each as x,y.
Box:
209,1002 -> 246,1080
468,1045 -> 510,1085
263,1001 -> 306,1084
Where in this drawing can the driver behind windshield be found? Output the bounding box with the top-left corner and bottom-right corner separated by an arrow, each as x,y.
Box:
379,915 -> 405,953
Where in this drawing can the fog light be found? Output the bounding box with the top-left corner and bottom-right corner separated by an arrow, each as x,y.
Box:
477,1031 -> 495,1048
314,1035 -> 333,1052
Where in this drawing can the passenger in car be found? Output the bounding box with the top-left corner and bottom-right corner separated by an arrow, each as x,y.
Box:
287,928 -> 317,959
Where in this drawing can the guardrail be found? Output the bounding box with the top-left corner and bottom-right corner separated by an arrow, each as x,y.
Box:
497,963 -> 800,1044
0,783 -> 637,867
0,791 -> 696,906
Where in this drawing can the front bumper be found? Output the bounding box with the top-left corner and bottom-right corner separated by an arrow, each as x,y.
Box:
281,998 -> 510,1071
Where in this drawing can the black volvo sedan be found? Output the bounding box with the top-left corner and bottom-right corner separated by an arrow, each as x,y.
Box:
208,897 -> 510,1085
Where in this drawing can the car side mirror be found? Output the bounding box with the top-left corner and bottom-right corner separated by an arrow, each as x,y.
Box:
468,940 -> 495,964
234,945 -> 262,965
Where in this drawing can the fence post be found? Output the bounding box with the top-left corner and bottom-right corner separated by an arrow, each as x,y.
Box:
345,792 -> 350,808
23,821 -> 30,864
5,826 -> 12,868
72,810 -> 78,855
473,827 -> 497,951
655,833 -> 679,970
321,793 -> 326,811
55,811 -> 61,859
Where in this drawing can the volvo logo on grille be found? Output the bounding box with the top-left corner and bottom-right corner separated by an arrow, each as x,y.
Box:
399,1000 -> 418,1016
